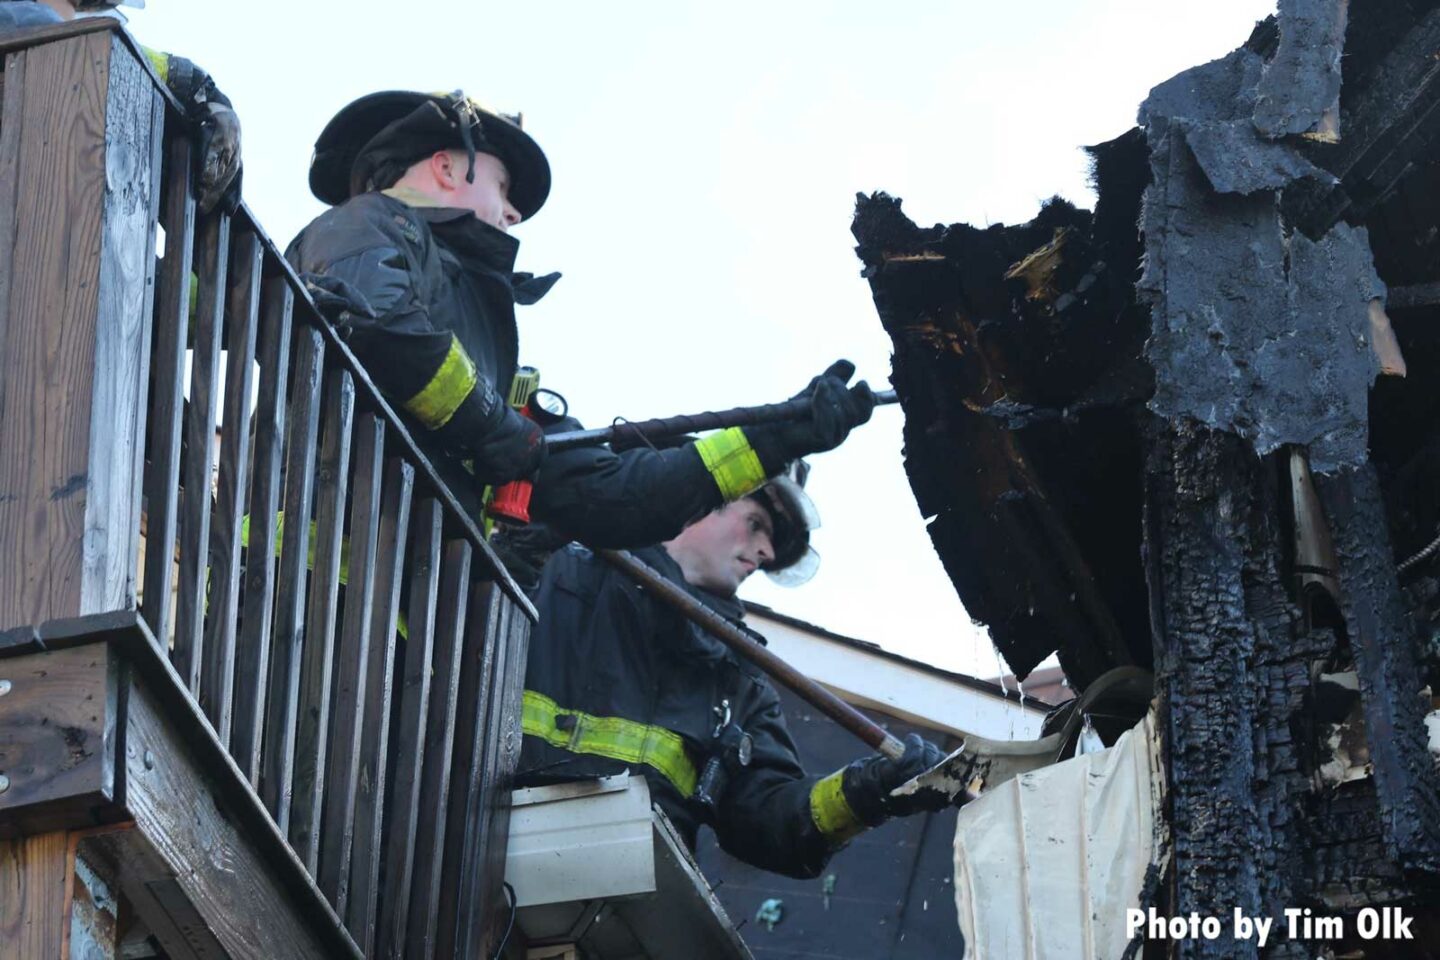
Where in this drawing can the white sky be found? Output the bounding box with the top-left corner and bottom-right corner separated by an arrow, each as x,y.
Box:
126,0 -> 1277,680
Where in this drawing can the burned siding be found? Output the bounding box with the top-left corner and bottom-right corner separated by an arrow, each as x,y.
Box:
856,0 -> 1440,953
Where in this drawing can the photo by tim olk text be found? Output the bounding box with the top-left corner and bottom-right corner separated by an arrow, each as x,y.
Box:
1126,907 -> 1415,946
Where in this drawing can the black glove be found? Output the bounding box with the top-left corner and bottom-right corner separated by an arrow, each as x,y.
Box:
840,733 -> 949,825
746,359 -> 876,473
489,522 -> 569,590
471,406 -> 546,486
157,53 -> 242,215
195,101 -> 242,214
299,272 -> 377,327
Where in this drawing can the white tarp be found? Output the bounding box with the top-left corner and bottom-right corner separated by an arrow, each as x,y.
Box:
953,712 -> 1166,959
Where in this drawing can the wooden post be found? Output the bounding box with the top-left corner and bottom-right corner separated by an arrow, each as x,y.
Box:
0,832 -> 71,960
0,30 -> 164,631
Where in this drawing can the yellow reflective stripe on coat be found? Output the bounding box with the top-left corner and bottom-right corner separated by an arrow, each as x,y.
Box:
521,690 -> 699,797
693,427 -> 766,501
403,334 -> 478,430
809,769 -> 866,845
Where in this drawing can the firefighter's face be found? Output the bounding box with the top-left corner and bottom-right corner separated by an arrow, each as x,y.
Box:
434,150 -> 521,231
665,500 -> 775,597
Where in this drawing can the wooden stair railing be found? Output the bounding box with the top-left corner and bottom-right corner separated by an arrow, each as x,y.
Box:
0,20 -> 534,960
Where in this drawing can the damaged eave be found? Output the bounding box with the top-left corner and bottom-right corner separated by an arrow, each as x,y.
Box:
852,188 -> 1150,690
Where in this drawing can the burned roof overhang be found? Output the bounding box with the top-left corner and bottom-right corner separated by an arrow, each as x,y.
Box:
852,178 -> 1151,689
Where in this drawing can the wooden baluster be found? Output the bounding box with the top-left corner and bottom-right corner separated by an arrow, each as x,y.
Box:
290,369 -> 356,872
435,582 -> 507,960
200,228 -> 262,747
319,413 -> 385,914
454,592 -> 530,960
347,458 -> 415,954
259,325 -> 324,829
404,540 -> 472,960
230,277 -> 293,784
139,134 -> 195,645
377,498 -> 443,960
173,210 -> 230,693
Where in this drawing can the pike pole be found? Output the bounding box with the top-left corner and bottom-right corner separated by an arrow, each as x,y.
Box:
598,547 -> 907,760
549,390 -> 900,452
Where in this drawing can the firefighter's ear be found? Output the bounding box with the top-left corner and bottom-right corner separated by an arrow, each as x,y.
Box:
431,149 -> 463,190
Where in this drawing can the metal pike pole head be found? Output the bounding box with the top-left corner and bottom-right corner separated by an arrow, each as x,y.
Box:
891,732 -> 1067,805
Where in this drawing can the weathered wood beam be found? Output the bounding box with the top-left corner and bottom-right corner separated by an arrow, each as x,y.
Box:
0,644 -> 124,837
0,29 -> 162,631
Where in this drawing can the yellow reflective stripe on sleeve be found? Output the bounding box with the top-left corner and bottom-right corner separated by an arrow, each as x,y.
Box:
142,47 -> 170,83
809,769 -> 866,846
521,690 -> 699,797
693,427 -> 767,501
403,335 -> 479,430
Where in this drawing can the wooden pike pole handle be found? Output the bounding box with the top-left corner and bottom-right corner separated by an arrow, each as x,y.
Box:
599,548 -> 908,761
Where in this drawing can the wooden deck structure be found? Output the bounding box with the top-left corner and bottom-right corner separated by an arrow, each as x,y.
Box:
0,20 -> 535,959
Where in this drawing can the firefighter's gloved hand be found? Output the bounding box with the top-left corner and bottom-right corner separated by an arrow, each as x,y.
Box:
155,53 -> 243,215
490,521 -> 569,590
194,101 -> 242,214
472,407 -> 546,486
747,359 -> 876,473
840,733 -> 949,825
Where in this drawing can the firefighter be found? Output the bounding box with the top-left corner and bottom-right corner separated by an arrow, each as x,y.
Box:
288,90 -> 876,552
519,466 -> 953,878
0,0 -> 242,214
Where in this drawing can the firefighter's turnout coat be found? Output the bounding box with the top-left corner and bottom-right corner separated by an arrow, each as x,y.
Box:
519,543 -> 868,879
287,188 -> 769,548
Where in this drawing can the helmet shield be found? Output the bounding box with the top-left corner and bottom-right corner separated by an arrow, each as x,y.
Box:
749,461 -> 821,587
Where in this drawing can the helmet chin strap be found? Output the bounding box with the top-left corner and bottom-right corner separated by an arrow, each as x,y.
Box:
446,91 -> 479,185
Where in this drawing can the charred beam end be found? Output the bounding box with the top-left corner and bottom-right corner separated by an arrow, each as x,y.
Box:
1385,281 -> 1440,312
0,642 -> 122,839
1283,5 -> 1440,236
1316,466 -> 1440,874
